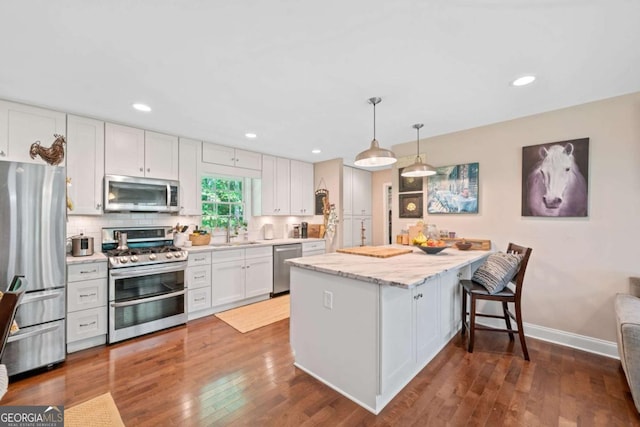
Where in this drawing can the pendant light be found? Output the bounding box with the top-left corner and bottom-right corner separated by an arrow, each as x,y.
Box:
354,97 -> 397,167
401,123 -> 436,177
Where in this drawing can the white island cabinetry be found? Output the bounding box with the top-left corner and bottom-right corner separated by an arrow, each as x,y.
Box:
289,248 -> 490,414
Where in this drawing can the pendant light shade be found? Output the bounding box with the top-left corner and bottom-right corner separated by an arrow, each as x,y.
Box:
354,97 -> 397,167
401,123 -> 436,177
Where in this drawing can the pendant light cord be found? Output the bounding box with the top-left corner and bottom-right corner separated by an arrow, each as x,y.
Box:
416,126 -> 420,156
372,102 -> 376,140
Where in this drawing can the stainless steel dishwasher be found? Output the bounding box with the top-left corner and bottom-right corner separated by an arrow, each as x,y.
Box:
273,243 -> 302,296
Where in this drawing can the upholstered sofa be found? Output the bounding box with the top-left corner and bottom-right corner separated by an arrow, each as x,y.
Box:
615,293 -> 640,412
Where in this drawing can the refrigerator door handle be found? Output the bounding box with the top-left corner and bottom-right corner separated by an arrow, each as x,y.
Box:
7,323 -> 61,343
20,292 -> 63,305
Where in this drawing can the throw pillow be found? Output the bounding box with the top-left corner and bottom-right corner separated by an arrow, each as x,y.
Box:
472,252 -> 523,294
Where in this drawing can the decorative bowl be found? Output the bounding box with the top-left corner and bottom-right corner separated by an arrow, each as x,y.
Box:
455,241 -> 473,251
414,244 -> 448,255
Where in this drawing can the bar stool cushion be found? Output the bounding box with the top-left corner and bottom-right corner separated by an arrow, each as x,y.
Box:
471,252 -> 523,294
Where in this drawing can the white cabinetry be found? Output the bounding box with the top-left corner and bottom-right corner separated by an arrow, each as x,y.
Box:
352,167 -> 372,215
211,246 -> 273,307
66,115 -> 104,215
290,160 -> 314,216
144,131 -> 179,180
104,123 -> 144,177
179,138 -> 202,215
186,252 -> 212,319
66,261 -> 108,353
342,166 -> 372,248
105,123 -> 179,180
260,155 -> 290,215
0,100 -> 66,164
202,142 -> 262,170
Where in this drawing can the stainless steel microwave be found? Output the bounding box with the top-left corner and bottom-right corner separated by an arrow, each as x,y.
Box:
104,175 -> 180,213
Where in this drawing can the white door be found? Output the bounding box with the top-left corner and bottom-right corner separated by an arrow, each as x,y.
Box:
439,269 -> 462,342
342,166 -> 353,216
352,167 -> 372,215
66,115 -> 105,215
234,149 -> 262,170
211,260 -> 245,306
0,100 -> 66,164
261,154 -> 277,215
105,123 -> 145,177
202,142 -> 235,167
290,160 -> 313,215
245,256 -> 273,298
275,157 -> 291,215
415,281 -> 441,365
144,131 -> 179,180
179,138 -> 202,215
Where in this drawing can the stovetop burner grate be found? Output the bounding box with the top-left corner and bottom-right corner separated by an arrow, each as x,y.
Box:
106,245 -> 183,258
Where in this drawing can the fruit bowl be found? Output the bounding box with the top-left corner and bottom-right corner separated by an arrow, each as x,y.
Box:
455,241 -> 473,251
414,244 -> 448,255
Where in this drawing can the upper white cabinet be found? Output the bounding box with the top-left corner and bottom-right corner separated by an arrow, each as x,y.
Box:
104,123 -> 179,180
261,155 -> 290,215
290,160 -> 314,216
0,100 -> 66,165
202,142 -> 261,171
66,115 -> 105,215
144,131 -> 179,180
178,138 -> 202,215
104,123 -> 145,177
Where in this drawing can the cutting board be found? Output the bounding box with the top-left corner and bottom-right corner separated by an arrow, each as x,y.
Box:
336,246 -> 413,258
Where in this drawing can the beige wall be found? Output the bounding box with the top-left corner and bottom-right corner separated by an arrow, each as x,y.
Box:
386,92 -> 640,343
371,169 -> 391,246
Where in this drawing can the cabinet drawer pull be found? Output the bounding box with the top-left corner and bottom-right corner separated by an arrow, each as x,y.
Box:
0,150 -> 5,156
79,321 -> 97,328
194,275 -> 205,279
139,167 -> 144,172
194,297 -> 205,302
194,257 -> 206,262
79,292 -> 97,298
80,269 -> 98,274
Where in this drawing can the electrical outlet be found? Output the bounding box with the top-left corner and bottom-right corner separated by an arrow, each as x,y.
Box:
323,290 -> 333,309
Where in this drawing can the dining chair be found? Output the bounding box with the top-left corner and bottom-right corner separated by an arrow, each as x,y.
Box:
460,243 -> 533,360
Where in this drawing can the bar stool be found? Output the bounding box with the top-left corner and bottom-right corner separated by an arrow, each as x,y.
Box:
460,243 -> 533,360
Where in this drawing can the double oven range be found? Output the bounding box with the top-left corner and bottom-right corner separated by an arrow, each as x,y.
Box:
102,226 -> 188,343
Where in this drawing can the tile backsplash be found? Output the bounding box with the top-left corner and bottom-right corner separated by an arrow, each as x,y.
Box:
67,213 -> 324,252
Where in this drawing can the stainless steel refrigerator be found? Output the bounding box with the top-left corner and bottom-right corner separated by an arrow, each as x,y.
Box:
0,161 -> 66,375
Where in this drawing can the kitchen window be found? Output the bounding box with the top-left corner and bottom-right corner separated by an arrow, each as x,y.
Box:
201,177 -> 246,231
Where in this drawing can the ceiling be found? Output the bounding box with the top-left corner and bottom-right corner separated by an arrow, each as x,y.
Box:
1,1 -> 639,167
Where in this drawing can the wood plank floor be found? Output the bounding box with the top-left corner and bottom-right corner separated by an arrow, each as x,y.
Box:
3,316 -> 639,426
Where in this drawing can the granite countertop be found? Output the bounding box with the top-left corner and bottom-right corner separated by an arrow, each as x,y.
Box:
65,238 -> 326,263
186,238 -> 325,253
286,245 -> 491,289
66,252 -> 108,265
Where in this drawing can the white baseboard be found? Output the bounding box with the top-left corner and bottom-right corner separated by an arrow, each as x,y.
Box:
476,318 -> 619,359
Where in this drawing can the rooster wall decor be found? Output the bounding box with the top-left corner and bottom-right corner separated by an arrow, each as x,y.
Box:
29,134 -> 66,166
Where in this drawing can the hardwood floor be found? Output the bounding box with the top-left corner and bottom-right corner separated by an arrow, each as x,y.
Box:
3,316 -> 639,426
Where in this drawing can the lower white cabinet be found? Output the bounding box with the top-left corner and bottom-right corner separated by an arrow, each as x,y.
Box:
186,252 -> 213,318
211,247 -> 273,307
66,261 -> 108,353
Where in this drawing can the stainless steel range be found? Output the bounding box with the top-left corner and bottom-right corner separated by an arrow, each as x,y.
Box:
102,226 -> 188,343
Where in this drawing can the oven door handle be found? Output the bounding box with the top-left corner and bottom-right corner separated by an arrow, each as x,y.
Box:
110,289 -> 186,308
110,262 -> 187,278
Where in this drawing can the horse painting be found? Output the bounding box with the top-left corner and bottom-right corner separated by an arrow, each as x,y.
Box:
523,140 -> 588,217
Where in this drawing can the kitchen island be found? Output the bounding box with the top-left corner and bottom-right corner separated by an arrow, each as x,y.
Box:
287,246 -> 491,414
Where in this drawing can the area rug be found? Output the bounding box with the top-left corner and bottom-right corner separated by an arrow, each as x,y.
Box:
65,392 -> 125,427
215,294 -> 290,333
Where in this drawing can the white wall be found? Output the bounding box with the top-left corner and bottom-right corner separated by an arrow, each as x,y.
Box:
390,92 -> 640,344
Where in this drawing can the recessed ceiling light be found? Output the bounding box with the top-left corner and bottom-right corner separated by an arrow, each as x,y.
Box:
311,149 -> 321,154
511,75 -> 536,87
132,103 -> 152,112
245,133 -> 257,139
